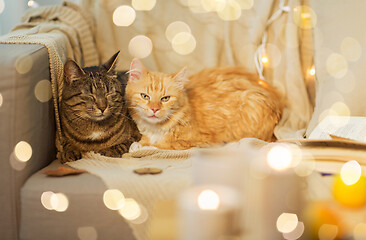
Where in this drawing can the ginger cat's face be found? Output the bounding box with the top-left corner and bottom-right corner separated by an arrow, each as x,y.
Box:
126,59 -> 187,124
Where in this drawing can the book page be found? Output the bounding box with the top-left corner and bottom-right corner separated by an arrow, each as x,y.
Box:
308,116 -> 366,142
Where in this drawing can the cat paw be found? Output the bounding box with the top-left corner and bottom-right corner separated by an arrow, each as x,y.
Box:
129,142 -> 143,152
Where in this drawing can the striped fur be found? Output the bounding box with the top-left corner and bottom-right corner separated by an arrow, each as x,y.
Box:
59,52 -> 141,163
126,59 -> 284,150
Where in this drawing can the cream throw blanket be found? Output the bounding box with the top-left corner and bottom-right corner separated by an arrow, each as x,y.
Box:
67,138 -> 267,240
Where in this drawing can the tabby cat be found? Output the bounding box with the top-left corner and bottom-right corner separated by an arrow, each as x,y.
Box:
59,52 -> 141,163
126,59 -> 284,150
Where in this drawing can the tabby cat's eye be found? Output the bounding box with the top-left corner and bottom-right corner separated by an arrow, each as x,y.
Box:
161,96 -> 170,102
140,93 -> 150,100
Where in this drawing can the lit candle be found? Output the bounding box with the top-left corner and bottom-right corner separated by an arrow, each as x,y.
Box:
240,143 -> 306,239
191,149 -> 244,191
177,185 -> 241,240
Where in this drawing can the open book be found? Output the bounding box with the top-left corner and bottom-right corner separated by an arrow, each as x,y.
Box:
282,116 -> 366,169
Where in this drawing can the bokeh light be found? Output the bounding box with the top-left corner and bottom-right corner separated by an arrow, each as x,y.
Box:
0,0 -> 4,14
118,198 -> 141,220
354,223 -> 366,240
276,213 -> 298,233
237,0 -> 254,10
132,0 -> 156,11
293,5 -> 317,29
283,221 -> 305,240
186,0 -> 206,13
197,189 -> 220,210
103,189 -> 125,210
217,0 -> 242,21
128,35 -> 153,58
15,55 -> 33,74
309,66 -> 315,76
9,152 -> 27,171
113,5 -> 136,27
326,53 -> 348,79
41,191 -> 55,210
335,72 -> 356,94
14,141 -> 32,162
77,226 -> 98,240
51,193 -> 69,212
34,80 -> 52,103
333,174 -> 366,208
294,157 -> 316,177
0,93 -> 3,108
341,37 -> 362,62
266,144 -> 293,171
129,204 -> 149,224
318,224 -> 338,240
27,0 -> 39,8
200,0 -> 225,12
341,160 -> 361,185
329,101 -> 350,118
165,21 -> 191,42
172,32 -> 196,55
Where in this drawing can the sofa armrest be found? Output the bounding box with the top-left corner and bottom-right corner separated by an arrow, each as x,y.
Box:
0,43 -> 56,239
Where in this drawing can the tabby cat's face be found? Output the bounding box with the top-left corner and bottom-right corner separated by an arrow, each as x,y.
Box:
127,72 -> 184,124
62,59 -> 125,122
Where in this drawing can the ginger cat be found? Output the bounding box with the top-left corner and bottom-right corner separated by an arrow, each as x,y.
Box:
126,59 -> 284,150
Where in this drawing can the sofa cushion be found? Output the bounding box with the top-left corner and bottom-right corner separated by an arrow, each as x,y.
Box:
0,43 -> 56,240
20,160 -> 135,240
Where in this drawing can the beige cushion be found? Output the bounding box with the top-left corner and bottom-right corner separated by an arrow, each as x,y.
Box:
306,0 -> 366,136
20,160 -> 135,240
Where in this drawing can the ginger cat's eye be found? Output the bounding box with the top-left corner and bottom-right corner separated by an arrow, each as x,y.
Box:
140,93 -> 150,100
161,96 -> 170,102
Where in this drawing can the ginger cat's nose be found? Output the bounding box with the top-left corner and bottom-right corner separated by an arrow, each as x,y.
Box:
151,108 -> 159,113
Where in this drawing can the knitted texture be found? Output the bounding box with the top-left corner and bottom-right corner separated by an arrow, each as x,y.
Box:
67,138 -> 267,240
0,1 -> 99,155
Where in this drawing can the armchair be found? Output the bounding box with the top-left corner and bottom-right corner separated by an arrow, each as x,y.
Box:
2,0 -> 366,239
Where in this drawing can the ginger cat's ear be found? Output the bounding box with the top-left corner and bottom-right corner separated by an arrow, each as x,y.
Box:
174,66 -> 188,89
129,58 -> 146,82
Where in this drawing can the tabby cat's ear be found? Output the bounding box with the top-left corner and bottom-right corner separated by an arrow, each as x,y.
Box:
129,58 -> 146,82
103,51 -> 120,73
174,66 -> 188,89
63,59 -> 85,84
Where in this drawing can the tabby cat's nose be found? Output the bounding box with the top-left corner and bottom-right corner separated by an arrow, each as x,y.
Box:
99,106 -> 106,113
151,108 -> 159,113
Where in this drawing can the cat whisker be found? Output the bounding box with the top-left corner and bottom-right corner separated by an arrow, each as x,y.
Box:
112,112 -> 134,121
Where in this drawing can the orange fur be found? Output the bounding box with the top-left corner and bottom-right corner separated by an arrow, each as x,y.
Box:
126,59 -> 284,150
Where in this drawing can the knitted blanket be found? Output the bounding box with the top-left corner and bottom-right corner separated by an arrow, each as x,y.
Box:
0,1 -> 99,155
67,138 -> 267,240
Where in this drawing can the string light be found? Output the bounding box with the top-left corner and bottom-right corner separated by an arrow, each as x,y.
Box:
261,56 -> 268,64
254,0 -> 289,79
309,66 -> 315,76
